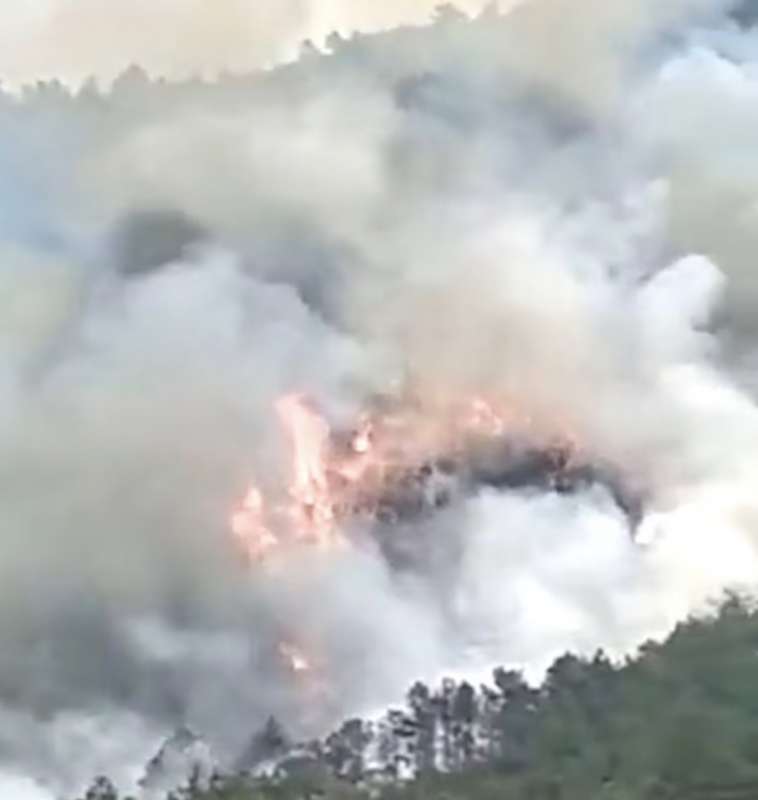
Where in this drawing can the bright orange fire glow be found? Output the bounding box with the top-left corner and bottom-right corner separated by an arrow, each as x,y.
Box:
228,389 -> 578,567
228,388 -> 583,690
276,394 -> 339,546
230,486 -> 279,562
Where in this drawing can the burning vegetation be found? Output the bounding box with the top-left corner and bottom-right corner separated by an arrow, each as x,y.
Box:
228,388 -> 645,700
9,1 -> 758,793
230,391 -> 644,568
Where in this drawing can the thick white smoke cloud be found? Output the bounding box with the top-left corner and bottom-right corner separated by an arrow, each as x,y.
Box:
4,0 -> 758,795
0,0 -> 502,89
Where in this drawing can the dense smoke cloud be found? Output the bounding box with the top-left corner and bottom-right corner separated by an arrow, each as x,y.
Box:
4,0 -> 758,795
0,0 -> 501,89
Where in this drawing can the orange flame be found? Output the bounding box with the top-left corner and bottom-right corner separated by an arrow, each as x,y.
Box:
230,486 -> 279,562
275,394 -> 338,546
228,388 -> 588,717
276,394 -> 330,507
229,389 -> 581,565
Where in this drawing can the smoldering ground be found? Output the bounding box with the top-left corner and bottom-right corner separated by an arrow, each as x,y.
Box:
4,0 -> 758,795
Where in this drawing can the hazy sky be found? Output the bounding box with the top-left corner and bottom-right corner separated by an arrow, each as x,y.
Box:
0,0 -> 504,89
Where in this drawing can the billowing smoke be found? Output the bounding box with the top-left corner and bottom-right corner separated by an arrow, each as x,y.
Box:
4,0 -> 758,795
0,0 -> 503,89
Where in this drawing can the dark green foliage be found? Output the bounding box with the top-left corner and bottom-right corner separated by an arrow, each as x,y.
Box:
73,596 -> 758,799
77,775 -> 135,800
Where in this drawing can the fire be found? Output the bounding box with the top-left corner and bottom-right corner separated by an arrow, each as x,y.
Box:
228,388 -> 582,565
277,639 -> 336,728
276,394 -> 338,546
276,394 -> 330,508
279,642 -> 311,674
351,418 -> 373,454
334,417 -> 377,484
228,388 -> 592,708
230,486 -> 278,562
465,397 -> 509,436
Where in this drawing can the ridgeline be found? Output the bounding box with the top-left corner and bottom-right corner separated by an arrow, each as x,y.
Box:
75,593 -> 758,800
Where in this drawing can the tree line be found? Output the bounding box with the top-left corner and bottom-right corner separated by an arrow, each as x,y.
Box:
75,593 -> 758,799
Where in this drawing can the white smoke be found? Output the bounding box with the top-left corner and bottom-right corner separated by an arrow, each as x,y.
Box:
0,773 -> 51,800
2,0 -> 758,795
0,0 -> 505,89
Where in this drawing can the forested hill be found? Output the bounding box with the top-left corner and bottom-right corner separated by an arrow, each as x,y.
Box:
76,594 -> 758,800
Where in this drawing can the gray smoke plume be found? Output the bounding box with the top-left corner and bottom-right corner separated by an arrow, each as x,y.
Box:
4,1 -> 758,796
0,1 -> 504,89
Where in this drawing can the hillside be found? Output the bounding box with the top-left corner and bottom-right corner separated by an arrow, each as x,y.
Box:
74,594 -> 758,800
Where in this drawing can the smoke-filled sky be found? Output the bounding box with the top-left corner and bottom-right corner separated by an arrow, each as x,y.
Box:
0,0 -> 508,89
6,0 -> 758,797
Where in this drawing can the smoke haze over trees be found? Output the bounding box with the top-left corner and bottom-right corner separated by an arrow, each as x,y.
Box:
4,1 -> 758,796
73,595 -> 758,799
0,0 -> 507,89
